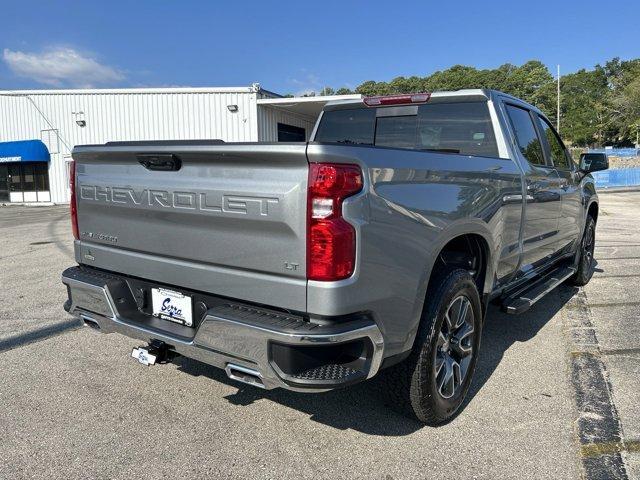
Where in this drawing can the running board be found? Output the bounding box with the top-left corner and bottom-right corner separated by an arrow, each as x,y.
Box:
501,265 -> 576,314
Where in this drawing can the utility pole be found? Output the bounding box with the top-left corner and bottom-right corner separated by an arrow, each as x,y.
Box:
557,65 -> 561,133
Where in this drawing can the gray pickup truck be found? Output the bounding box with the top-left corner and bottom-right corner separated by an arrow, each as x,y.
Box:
62,89 -> 607,425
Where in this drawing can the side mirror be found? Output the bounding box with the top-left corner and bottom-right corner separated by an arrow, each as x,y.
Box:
579,152 -> 609,173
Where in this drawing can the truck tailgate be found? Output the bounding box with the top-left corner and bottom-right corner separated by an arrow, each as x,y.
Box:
72,143 -> 308,311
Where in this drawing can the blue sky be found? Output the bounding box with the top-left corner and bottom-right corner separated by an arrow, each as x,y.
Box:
0,0 -> 638,94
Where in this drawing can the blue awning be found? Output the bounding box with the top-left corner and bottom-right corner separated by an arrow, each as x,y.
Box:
0,140 -> 50,163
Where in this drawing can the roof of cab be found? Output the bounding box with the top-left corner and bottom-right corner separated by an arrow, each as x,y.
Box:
322,89 -> 541,115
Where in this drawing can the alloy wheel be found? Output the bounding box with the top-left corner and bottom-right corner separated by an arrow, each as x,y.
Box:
434,295 -> 475,399
583,223 -> 595,270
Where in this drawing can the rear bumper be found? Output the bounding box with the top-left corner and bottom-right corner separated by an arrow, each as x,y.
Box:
61,266 -> 384,392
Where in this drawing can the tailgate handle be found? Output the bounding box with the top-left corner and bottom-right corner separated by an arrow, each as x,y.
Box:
137,154 -> 182,171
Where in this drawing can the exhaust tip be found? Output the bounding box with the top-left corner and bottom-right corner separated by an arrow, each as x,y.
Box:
225,364 -> 265,389
81,315 -> 101,330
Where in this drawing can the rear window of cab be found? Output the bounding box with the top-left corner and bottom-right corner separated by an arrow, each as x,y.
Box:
314,101 -> 499,158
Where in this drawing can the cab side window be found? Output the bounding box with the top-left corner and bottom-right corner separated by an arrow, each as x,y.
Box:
505,104 -> 546,166
537,116 -> 572,170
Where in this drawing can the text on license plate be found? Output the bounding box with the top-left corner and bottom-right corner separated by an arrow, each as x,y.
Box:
151,287 -> 193,327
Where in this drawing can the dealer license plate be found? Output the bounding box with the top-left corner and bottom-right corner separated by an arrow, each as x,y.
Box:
151,287 -> 193,327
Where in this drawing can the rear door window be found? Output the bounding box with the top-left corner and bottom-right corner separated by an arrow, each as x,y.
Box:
537,115 -> 572,170
416,102 -> 499,157
505,104 -> 546,166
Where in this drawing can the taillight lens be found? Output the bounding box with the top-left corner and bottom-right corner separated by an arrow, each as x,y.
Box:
307,163 -> 363,281
69,161 -> 79,240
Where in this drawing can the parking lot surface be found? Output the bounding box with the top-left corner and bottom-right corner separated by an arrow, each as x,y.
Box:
0,193 -> 638,479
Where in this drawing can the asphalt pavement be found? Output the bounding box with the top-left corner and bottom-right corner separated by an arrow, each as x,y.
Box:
0,193 -> 638,479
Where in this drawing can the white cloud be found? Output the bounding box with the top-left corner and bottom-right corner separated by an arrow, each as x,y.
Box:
288,71 -> 323,96
3,47 -> 124,88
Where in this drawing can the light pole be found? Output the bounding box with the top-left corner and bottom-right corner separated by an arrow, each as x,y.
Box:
557,65 -> 561,133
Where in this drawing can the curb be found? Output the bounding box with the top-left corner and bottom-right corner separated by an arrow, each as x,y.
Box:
564,288 -> 631,480
597,187 -> 640,194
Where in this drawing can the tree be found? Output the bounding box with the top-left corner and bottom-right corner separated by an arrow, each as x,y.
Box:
556,67 -> 611,146
314,57 -> 640,146
355,80 -> 383,96
612,77 -> 640,144
319,87 -> 335,96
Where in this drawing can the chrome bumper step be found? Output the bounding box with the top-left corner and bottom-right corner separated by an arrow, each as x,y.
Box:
62,266 -> 384,392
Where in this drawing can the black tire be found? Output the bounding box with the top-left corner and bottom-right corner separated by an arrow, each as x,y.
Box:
569,215 -> 596,286
378,268 -> 482,425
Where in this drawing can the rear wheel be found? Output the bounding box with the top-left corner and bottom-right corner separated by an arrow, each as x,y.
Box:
379,268 -> 482,425
570,215 -> 596,286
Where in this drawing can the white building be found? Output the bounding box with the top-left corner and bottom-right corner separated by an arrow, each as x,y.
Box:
0,84 -> 360,204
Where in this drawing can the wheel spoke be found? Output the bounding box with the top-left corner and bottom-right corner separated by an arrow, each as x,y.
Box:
438,331 -> 447,348
456,323 -> 474,342
452,324 -> 474,357
451,359 -> 462,391
435,352 -> 445,376
458,355 -> 472,381
438,355 -> 455,398
444,312 -> 455,332
456,298 -> 470,328
448,298 -> 462,328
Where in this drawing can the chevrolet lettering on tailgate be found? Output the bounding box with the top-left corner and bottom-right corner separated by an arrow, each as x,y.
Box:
79,185 -> 279,217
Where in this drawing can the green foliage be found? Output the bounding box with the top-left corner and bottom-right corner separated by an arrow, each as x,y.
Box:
319,57 -> 640,147
319,87 -> 335,96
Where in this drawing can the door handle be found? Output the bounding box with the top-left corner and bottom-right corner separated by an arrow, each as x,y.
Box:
137,154 -> 182,171
503,194 -> 534,203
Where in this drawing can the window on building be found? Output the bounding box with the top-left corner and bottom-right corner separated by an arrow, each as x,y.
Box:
22,164 -> 35,191
6,162 -> 50,193
277,123 -> 306,142
35,163 -> 50,191
9,164 -> 22,192
505,104 -> 546,166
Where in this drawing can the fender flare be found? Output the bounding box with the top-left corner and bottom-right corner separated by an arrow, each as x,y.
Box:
400,220 -> 496,353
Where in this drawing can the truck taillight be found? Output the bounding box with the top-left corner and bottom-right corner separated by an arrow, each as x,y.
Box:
69,161 -> 79,240
307,163 -> 362,281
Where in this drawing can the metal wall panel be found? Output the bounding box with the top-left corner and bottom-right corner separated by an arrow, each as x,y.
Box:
256,106 -> 316,142
0,89 -> 258,203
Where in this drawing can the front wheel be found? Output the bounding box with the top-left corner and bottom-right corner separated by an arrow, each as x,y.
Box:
569,215 -> 596,286
378,268 -> 482,425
